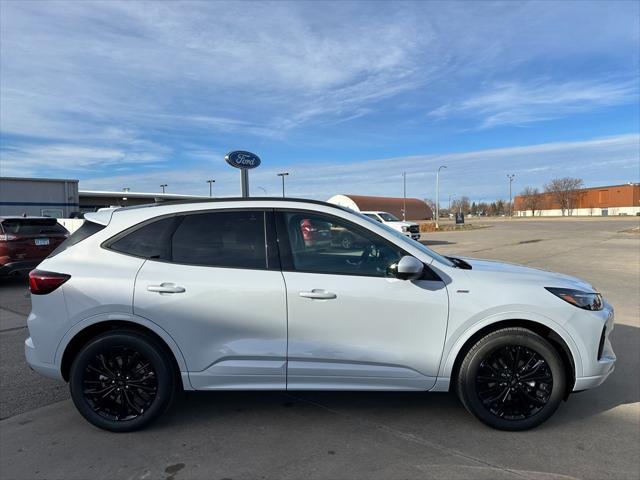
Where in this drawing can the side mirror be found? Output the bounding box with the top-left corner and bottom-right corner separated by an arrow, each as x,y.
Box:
389,255 -> 424,280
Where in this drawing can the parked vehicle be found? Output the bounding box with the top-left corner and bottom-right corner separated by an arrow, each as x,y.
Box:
361,211 -> 420,240
25,199 -> 615,432
0,217 -> 69,276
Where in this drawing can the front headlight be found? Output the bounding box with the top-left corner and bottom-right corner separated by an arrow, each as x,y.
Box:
545,287 -> 603,311
401,226 -> 409,232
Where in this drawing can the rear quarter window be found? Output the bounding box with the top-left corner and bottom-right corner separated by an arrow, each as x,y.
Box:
48,220 -> 105,258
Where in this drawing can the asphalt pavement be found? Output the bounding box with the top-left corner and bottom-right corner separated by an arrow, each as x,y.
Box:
0,216 -> 638,480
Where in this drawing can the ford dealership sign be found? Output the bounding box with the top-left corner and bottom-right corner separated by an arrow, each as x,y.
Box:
225,151 -> 261,169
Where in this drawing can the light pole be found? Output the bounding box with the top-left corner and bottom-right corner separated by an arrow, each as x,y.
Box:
206,179 -> 215,197
507,174 -> 515,217
435,165 -> 447,229
160,184 -> 167,194
277,172 -> 289,198
402,171 -> 407,220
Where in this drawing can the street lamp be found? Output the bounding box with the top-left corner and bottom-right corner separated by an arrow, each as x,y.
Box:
206,179 -> 215,197
160,184 -> 168,194
435,165 -> 447,229
402,171 -> 407,220
277,172 -> 289,198
507,174 -> 516,217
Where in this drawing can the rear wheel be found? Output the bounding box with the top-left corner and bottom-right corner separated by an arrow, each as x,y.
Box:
456,327 -> 566,431
69,330 -> 176,432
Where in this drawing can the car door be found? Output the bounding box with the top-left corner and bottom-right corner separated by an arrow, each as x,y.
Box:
128,209 -> 287,390
276,210 -> 449,391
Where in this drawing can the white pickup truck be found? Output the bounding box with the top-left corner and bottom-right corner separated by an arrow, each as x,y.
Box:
361,211 -> 421,241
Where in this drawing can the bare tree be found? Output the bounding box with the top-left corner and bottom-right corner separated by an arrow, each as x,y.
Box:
520,186 -> 542,217
423,198 -> 436,218
544,177 -> 584,216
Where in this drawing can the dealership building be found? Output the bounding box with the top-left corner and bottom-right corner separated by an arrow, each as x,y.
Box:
328,194 -> 433,220
514,183 -> 640,216
0,177 -> 209,217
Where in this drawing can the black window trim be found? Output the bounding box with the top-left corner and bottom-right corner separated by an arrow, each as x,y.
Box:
102,208 -> 280,272
274,208 -> 440,281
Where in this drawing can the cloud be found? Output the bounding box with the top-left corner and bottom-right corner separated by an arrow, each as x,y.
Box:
429,78 -> 639,128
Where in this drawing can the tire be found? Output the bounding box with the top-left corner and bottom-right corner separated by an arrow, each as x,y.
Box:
341,233 -> 354,250
456,327 -> 566,431
69,330 -> 177,432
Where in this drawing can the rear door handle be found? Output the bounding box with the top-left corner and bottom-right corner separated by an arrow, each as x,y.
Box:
299,289 -> 337,300
147,283 -> 185,294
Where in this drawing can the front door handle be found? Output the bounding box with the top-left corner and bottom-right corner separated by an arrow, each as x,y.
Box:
147,283 -> 186,294
299,289 -> 337,300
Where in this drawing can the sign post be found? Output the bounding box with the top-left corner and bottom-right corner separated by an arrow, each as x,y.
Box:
224,151 -> 261,198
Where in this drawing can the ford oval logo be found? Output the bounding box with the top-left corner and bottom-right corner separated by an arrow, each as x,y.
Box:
225,151 -> 261,169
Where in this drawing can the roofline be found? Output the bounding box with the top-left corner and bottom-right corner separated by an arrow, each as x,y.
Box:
1,176 -> 79,183
114,196 -> 354,213
79,190 -> 209,199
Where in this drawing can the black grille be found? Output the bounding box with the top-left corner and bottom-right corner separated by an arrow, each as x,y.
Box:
409,225 -> 419,234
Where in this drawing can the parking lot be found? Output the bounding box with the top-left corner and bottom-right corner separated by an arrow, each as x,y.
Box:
1,216 -> 638,480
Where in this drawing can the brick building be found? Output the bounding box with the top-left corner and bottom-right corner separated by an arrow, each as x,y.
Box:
514,183 -> 639,216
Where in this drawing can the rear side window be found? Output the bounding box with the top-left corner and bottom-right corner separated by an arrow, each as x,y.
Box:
48,220 -> 104,258
171,211 -> 266,269
1,218 -> 68,235
109,217 -> 177,259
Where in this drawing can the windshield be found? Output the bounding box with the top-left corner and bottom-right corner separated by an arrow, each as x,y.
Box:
378,212 -> 400,222
352,211 -> 455,267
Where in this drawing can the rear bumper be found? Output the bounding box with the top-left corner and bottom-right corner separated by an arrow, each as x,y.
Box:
24,336 -> 63,381
0,260 -> 40,276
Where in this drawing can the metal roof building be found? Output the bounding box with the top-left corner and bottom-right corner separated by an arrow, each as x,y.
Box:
327,194 -> 433,220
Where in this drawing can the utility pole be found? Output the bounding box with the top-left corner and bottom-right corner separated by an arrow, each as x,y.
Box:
402,171 -> 407,220
435,165 -> 447,229
160,184 -> 167,194
277,172 -> 289,198
507,174 -> 515,217
206,179 -> 215,197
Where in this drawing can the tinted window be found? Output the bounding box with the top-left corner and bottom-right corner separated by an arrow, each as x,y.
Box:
279,211 -> 402,277
1,218 -> 68,235
171,211 -> 267,269
48,220 -> 104,258
110,217 -> 177,259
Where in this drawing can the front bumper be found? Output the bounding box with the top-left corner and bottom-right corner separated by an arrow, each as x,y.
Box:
572,302 -> 616,391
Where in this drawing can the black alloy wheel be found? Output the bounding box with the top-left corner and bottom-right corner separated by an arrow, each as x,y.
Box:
456,327 -> 566,431
70,330 -> 176,432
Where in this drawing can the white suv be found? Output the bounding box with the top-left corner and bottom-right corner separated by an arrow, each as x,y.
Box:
25,198 -> 615,432
360,211 -> 420,241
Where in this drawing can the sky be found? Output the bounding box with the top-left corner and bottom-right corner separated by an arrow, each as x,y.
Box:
0,0 -> 639,202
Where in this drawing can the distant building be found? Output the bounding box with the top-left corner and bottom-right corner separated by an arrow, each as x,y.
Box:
327,194 -> 433,220
0,177 -> 79,218
79,190 -> 209,212
514,183 -> 640,217
0,176 -> 209,218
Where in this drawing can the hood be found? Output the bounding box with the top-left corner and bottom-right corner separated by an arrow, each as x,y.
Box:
461,257 -> 596,292
387,220 -> 418,227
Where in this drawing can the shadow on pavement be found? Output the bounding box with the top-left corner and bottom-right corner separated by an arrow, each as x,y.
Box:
156,323 -> 638,431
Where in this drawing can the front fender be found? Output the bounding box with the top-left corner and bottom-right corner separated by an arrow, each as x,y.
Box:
438,309 -> 582,381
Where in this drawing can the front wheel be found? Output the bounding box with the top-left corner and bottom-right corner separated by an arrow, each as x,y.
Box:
69,330 -> 176,432
456,327 -> 566,431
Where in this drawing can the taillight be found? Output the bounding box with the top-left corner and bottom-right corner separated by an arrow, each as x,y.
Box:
28,269 -> 70,295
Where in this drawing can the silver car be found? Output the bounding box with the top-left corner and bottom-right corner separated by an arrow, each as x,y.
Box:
25,198 -> 616,432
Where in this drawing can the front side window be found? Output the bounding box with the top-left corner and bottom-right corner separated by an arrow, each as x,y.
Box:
278,211 -> 402,277
171,211 -> 267,269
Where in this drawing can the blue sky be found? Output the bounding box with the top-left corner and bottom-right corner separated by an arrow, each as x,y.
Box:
0,0 -> 638,202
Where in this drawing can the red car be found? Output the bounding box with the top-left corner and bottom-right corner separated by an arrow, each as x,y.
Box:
299,218 -> 332,250
0,217 -> 69,276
